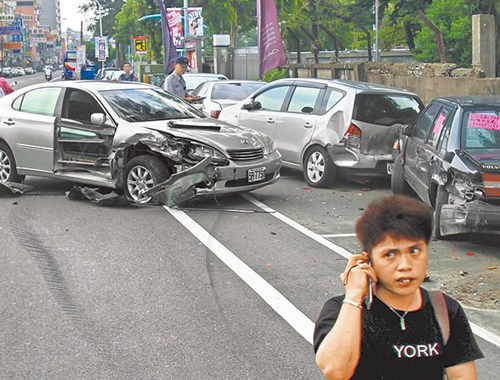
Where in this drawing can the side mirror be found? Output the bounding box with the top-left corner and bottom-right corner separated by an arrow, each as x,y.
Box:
90,113 -> 107,126
443,151 -> 455,163
401,124 -> 414,136
242,99 -> 262,111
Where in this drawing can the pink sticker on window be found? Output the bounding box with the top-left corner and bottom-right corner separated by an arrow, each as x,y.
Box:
432,112 -> 447,136
469,113 -> 500,131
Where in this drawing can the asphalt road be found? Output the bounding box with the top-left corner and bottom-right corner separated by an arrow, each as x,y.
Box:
0,167 -> 498,379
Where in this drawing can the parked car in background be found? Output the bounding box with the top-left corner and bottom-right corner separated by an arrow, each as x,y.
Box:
108,70 -> 125,81
391,96 -> 500,238
191,80 -> 266,118
219,78 -> 423,187
183,73 -> 228,94
0,81 -> 281,204
95,67 -> 120,80
12,67 -> 25,76
24,67 -> 35,75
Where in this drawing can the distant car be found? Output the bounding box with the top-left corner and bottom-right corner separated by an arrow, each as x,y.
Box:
24,67 -> 35,75
183,73 -> 228,94
219,78 -> 423,187
95,67 -> 120,80
108,70 -> 125,81
0,81 -> 281,204
191,80 -> 266,118
392,96 -> 500,238
12,67 -> 25,76
1,67 -> 12,77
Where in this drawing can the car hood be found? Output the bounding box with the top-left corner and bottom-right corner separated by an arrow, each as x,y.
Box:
138,118 -> 272,152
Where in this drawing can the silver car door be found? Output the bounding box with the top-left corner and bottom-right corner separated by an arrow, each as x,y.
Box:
275,85 -> 324,165
236,85 -> 291,141
3,87 -> 62,173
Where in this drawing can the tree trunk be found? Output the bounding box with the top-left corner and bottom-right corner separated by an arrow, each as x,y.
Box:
404,22 -> 416,51
418,10 -> 447,63
319,25 -> 340,61
363,28 -> 372,62
287,28 -> 301,64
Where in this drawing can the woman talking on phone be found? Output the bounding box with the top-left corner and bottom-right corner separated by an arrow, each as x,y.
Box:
314,195 -> 483,380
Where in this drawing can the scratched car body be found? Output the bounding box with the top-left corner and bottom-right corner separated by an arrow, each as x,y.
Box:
0,81 -> 281,204
392,96 -> 500,238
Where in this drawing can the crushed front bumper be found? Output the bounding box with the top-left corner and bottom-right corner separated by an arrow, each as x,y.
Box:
440,200 -> 500,236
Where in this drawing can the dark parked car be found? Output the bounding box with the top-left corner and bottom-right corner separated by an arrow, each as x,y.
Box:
392,96 -> 500,238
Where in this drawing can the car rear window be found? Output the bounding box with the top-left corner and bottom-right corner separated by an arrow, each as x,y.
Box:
463,109 -> 500,149
353,94 -> 423,126
211,82 -> 264,101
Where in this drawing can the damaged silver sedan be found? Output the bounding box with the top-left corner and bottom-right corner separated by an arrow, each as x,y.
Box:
392,96 -> 500,238
0,81 -> 281,205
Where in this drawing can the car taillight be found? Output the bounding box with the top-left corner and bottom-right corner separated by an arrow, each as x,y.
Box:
210,110 -> 221,119
342,123 -> 361,148
481,172 -> 500,197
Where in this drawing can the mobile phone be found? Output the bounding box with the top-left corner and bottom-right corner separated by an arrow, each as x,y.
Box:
366,278 -> 373,310
365,259 -> 373,310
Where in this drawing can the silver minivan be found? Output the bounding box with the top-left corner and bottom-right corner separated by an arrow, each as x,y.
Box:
219,78 -> 424,187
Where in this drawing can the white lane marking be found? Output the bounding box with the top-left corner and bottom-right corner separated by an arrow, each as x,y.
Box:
322,233 -> 357,238
242,194 -> 500,348
469,322 -> 500,347
164,206 -> 315,345
241,194 -> 352,260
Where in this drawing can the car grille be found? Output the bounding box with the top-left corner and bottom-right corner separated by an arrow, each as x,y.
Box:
227,148 -> 264,160
225,173 -> 275,187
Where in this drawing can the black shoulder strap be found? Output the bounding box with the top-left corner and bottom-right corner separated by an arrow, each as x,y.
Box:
428,290 -> 450,346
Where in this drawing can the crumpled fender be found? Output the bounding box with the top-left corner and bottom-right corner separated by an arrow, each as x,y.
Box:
0,182 -> 33,195
142,157 -> 212,207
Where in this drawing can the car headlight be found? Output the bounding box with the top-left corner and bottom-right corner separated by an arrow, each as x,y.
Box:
262,136 -> 277,155
187,143 -> 227,161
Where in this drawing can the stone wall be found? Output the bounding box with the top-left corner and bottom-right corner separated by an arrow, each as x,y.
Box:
285,62 -> 500,104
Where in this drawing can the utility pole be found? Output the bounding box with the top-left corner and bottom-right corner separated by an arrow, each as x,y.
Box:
375,0 -> 380,62
95,0 -> 104,68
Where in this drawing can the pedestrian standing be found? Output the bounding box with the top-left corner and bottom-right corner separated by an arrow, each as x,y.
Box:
119,62 -> 138,81
314,195 -> 483,380
162,56 -> 197,103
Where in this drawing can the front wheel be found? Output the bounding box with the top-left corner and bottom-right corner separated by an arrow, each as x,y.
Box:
303,146 -> 337,187
123,156 -> 170,204
0,142 -> 25,183
432,185 -> 449,239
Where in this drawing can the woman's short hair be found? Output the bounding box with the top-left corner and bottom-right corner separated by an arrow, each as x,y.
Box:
355,195 -> 433,253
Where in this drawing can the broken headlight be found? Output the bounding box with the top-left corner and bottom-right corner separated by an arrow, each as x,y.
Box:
187,143 -> 227,161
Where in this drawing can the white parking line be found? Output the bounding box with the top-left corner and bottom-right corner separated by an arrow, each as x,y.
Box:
164,206 -> 315,345
241,194 -> 353,260
322,233 -> 357,238
242,194 -> 500,348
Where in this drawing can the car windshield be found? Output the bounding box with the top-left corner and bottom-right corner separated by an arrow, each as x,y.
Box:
462,108 -> 500,150
211,82 -> 265,101
100,88 -> 204,122
353,94 -> 423,126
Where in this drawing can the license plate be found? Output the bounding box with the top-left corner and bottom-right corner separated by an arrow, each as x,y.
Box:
387,163 -> 394,175
248,167 -> 266,183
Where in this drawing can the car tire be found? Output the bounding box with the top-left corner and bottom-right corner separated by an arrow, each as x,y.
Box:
303,146 -> 337,187
0,142 -> 25,183
432,185 -> 449,240
123,155 -> 171,204
391,154 -> 414,196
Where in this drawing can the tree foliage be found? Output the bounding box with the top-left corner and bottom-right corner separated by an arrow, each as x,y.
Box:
79,0 -> 499,69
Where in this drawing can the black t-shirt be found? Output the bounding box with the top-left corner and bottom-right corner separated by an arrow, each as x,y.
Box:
314,289 -> 483,380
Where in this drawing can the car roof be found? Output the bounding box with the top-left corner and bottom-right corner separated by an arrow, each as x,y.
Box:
433,96 -> 500,107
18,80 -> 156,93
272,78 -> 417,95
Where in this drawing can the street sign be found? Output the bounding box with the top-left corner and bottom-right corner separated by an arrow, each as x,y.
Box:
133,36 -> 148,56
97,37 -> 106,62
0,25 -> 22,35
